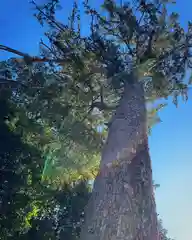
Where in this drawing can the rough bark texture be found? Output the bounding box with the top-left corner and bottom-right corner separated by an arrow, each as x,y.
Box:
80,78 -> 159,240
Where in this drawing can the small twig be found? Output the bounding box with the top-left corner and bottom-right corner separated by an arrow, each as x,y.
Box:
31,0 -> 64,32
40,39 -> 53,53
138,11 -> 145,25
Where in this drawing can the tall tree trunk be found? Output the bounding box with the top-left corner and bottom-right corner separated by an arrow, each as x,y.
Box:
80,74 -> 159,240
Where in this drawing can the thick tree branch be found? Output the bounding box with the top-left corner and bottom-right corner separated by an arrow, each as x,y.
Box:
91,101 -> 117,111
91,86 -> 117,111
0,77 -> 27,89
0,44 -> 65,63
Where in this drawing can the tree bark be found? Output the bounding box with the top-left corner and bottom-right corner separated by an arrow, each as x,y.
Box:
80,74 -> 159,240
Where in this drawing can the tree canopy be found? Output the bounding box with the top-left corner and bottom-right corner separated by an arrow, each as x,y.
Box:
0,0 -> 190,239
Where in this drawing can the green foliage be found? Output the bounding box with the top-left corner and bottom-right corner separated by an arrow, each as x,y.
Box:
16,180 -> 172,240
1,0 -> 189,187
158,219 -> 174,240
0,0 -> 187,197
0,0 -> 191,238
0,90 -> 44,238
8,181 -> 91,240
0,84 -> 170,240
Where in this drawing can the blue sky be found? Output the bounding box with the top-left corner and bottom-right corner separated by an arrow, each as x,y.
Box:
0,0 -> 192,239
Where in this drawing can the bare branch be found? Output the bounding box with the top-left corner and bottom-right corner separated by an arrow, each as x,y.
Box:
91,101 -> 117,111
0,44 -> 65,63
0,45 -> 29,58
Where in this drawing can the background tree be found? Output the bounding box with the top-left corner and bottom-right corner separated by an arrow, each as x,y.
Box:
158,219 -> 174,240
0,87 -> 45,238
